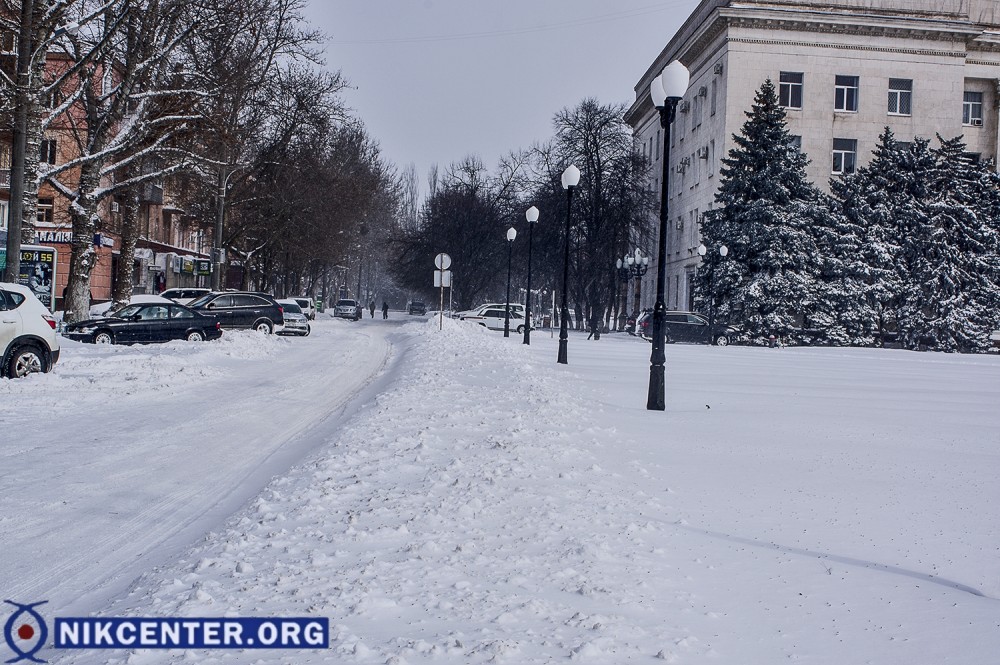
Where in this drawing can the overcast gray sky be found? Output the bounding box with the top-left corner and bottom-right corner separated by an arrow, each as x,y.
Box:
301,0 -> 700,189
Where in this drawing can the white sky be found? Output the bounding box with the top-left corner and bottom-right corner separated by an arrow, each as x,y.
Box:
301,0 -> 701,189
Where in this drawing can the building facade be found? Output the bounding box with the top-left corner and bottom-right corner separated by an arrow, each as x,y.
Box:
624,0 -> 1000,313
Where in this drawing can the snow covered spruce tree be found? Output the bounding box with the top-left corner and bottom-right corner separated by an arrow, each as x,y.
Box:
895,136 -> 1000,352
697,79 -> 837,344
827,129 -> 935,346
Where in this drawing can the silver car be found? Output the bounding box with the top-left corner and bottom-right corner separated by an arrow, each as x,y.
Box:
277,300 -> 311,336
334,299 -> 361,321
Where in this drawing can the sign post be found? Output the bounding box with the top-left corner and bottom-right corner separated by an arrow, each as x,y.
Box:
434,253 -> 452,330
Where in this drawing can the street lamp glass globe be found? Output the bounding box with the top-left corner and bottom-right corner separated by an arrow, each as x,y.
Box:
617,258 -> 623,269
626,256 -> 634,266
525,205 -> 539,223
720,245 -> 729,257
561,164 -> 581,189
643,257 -> 649,266
698,244 -> 707,256
649,74 -> 667,107
507,227 -> 517,241
661,60 -> 690,99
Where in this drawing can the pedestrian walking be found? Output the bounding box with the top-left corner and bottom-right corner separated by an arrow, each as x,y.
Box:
369,300 -> 376,318
381,301 -> 389,319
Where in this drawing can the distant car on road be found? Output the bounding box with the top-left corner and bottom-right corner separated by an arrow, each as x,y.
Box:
187,291 -> 284,333
276,300 -> 311,336
159,287 -> 211,306
63,302 -> 222,344
637,310 -> 738,346
407,301 -> 427,315
1,282 -> 60,379
291,297 -> 316,320
334,299 -> 362,321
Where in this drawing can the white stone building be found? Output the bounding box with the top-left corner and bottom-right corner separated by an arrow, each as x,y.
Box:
624,0 -> 1000,312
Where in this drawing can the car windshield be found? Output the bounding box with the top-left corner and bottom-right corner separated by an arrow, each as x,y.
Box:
337,300 -> 356,307
282,303 -> 302,313
111,304 -> 143,319
187,293 -> 215,308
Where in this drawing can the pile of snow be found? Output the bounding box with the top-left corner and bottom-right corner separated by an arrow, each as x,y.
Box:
57,318 -> 999,664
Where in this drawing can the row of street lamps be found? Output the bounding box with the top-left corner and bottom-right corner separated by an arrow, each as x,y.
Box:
499,59 -> 691,412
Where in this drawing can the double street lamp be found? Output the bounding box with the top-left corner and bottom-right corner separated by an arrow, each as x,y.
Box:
504,226 -> 516,337
616,248 -> 649,328
698,243 -> 729,329
647,60 -> 690,411
523,206 -> 539,344
558,164 -> 580,364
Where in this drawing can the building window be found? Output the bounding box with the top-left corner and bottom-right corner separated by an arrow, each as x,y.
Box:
655,129 -> 661,160
835,75 -> 859,112
37,198 -> 54,224
779,72 -> 803,109
963,91 -> 983,125
788,135 -> 802,152
888,78 -> 912,115
39,139 -> 57,165
832,138 -> 857,174
708,140 -> 715,176
710,79 -> 717,116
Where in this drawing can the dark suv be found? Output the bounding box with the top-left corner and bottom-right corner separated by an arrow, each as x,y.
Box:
638,310 -> 738,346
187,291 -> 284,333
407,301 -> 427,315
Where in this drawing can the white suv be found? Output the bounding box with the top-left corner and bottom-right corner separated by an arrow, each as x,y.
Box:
291,297 -> 316,320
1,282 -> 60,379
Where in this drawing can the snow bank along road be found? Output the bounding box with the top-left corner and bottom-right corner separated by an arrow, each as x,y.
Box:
0,316 -> 396,615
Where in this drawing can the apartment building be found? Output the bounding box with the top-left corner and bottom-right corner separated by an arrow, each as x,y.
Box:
624,0 -> 1000,312
0,36 -> 209,309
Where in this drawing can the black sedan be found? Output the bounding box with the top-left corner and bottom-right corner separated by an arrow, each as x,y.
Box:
638,310 -> 739,346
63,303 -> 222,344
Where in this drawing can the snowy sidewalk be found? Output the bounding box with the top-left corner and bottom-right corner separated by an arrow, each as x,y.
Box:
52,318 -> 1000,664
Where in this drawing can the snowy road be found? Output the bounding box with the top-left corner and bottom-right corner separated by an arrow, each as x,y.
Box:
0,315 -> 401,614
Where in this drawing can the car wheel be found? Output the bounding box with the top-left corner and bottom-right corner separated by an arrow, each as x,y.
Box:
516,325 -> 525,334
715,335 -> 729,346
254,320 -> 273,334
303,326 -> 311,336
94,330 -> 114,345
8,345 -> 46,378
186,330 -> 205,342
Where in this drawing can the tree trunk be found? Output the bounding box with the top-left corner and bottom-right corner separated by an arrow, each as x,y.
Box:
111,185 -> 141,309
64,164 -> 103,323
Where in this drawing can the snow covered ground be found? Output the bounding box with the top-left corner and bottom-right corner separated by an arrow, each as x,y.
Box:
2,314 -> 998,664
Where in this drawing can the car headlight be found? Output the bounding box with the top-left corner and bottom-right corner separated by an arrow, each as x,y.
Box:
77,326 -> 95,334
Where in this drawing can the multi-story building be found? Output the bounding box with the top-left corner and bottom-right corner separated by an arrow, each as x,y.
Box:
625,0 -> 1000,312
0,30 -> 210,309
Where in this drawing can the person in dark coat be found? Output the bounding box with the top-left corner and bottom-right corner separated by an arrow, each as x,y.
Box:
381,301 -> 389,319
368,300 -> 376,318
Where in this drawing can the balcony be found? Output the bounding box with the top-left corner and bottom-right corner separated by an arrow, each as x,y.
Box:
0,169 -> 9,189
140,182 -> 163,205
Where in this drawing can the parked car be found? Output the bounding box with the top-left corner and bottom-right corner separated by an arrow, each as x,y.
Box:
407,300 -> 427,315
64,302 -> 223,345
990,329 -> 1000,350
89,294 -> 173,318
276,300 -> 311,336
187,291 -> 284,333
160,287 -> 211,305
1,282 -> 60,379
334,299 -> 362,321
637,309 -> 738,346
458,303 -> 526,320
462,307 -> 533,334
290,297 -> 316,320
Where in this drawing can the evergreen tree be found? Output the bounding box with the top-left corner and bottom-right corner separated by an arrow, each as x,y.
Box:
698,79 -> 833,343
897,136 -> 1000,352
827,129 -> 934,346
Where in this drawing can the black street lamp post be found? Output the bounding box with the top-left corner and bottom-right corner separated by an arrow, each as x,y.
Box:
616,248 -> 649,329
523,206 -> 539,344
698,243 -> 729,330
557,164 -> 580,364
647,61 -> 690,411
504,226 -> 516,337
